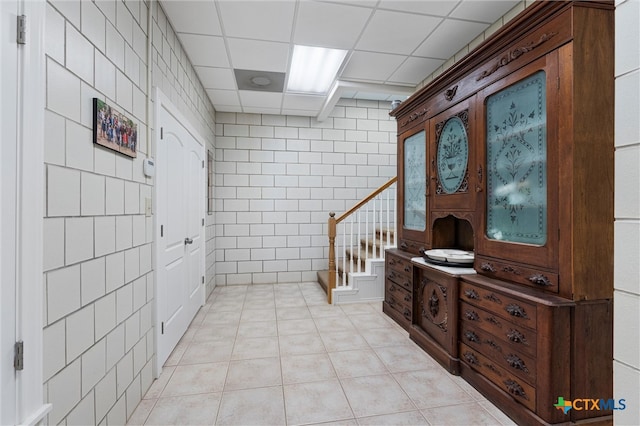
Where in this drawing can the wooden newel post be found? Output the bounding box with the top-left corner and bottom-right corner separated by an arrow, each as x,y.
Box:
327,212 -> 336,304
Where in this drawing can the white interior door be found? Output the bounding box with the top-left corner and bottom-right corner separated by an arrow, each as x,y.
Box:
156,96 -> 205,369
1,1 -> 19,422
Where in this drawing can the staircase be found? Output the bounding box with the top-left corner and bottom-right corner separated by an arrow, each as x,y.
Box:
318,177 -> 397,304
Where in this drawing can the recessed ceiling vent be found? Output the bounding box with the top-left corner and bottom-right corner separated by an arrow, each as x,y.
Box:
234,69 -> 285,93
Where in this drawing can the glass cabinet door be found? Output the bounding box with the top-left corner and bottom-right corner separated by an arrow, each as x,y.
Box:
403,130 -> 426,232
485,70 -> 547,245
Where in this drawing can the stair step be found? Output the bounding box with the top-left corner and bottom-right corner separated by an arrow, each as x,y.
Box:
317,270 -> 329,294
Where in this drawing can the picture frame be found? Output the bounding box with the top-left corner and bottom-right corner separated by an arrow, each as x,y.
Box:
93,98 -> 138,158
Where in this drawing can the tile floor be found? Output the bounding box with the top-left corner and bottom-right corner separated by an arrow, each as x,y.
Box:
128,282 -> 516,425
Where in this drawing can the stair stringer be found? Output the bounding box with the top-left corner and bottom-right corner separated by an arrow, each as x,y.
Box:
331,257 -> 386,305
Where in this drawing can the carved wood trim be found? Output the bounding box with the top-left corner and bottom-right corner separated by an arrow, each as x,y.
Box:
476,32 -> 557,81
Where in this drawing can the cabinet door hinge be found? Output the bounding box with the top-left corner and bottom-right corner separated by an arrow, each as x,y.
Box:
17,15 -> 26,45
14,341 -> 24,371
161,322 -> 164,334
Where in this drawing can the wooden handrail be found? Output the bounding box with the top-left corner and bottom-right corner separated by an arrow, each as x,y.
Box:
335,177 -> 398,224
327,176 -> 397,303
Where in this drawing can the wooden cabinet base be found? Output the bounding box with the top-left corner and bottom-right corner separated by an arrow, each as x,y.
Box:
383,301 -> 411,331
410,325 -> 459,374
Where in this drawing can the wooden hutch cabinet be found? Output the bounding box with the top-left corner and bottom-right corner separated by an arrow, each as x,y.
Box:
385,1 -> 614,425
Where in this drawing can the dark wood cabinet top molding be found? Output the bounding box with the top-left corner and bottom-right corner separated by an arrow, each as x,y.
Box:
444,85 -> 458,101
476,32 -> 558,81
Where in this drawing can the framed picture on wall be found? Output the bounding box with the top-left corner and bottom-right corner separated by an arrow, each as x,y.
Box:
93,98 -> 138,158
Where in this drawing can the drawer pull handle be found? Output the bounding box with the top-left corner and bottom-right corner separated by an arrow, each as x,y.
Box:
506,329 -> 528,345
387,272 -> 396,280
465,331 -> 479,342
506,354 -> 529,373
504,379 -> 529,400
404,266 -> 411,273
464,289 -> 480,300
528,273 -> 552,287
387,297 -> 395,306
465,310 -> 480,321
389,285 -> 396,292
486,339 -> 502,352
403,308 -> 411,320
403,281 -> 411,289
463,352 -> 479,366
506,304 -> 529,319
389,259 -> 396,266
404,294 -> 411,302
400,241 -> 408,249
486,316 -> 501,326
480,262 -> 496,273
484,293 -> 502,304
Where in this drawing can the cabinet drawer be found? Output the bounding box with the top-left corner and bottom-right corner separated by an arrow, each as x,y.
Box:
460,343 -> 536,412
460,322 -> 537,386
476,256 -> 559,293
385,294 -> 412,323
386,255 -> 413,276
460,282 -> 537,330
386,281 -> 413,306
459,301 -> 537,358
386,269 -> 412,293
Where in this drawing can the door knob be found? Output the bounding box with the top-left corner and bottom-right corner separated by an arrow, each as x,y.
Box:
184,237 -> 193,245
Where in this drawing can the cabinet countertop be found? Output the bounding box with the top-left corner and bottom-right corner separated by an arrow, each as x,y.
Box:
411,257 -> 477,276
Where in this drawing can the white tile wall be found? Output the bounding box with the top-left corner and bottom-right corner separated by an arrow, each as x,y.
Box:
614,2 -> 639,425
215,100 -> 396,286
43,0 -> 217,424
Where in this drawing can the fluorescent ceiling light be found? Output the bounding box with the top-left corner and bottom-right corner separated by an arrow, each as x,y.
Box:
287,45 -> 348,93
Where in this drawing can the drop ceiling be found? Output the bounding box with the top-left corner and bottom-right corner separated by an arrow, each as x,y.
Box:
160,0 -> 520,119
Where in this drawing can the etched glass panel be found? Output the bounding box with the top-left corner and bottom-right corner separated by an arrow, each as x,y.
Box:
486,71 -> 547,245
404,131 -> 426,231
437,116 -> 469,194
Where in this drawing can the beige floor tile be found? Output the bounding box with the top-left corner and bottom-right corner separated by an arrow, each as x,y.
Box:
356,410 -> 429,425
191,323 -> 238,343
144,366 -> 175,399
340,303 -> 378,316
281,353 -> 337,384
421,402 -> 504,425
240,307 -> 277,322
243,297 -> 276,310
314,316 -> 357,332
276,306 -> 312,321
347,313 -> 397,330
308,420 -> 358,426
329,349 -> 387,378
279,333 -> 326,356
284,379 -> 354,425
319,330 -> 369,352
359,326 -> 409,347
277,318 -> 318,335
163,340 -> 188,366
210,300 -> 245,312
308,304 -> 347,318
237,320 -> 278,338
216,386 -> 285,426
224,357 -> 282,391
231,336 -> 280,360
161,362 -> 228,397
479,402 -> 518,425
202,309 -> 242,326
393,369 -> 474,409
126,398 -> 156,425
178,339 -> 234,365
144,393 -> 221,425
340,374 -> 416,418
275,296 -> 307,308
373,344 -> 439,373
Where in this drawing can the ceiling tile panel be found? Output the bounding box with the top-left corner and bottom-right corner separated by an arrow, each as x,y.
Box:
178,33 -> 229,67
161,1 -> 221,35
282,94 -> 326,110
414,19 -> 488,59
356,10 -> 442,55
450,0 -> 520,23
227,38 -> 289,72
195,66 -> 236,89
293,1 -> 372,49
206,89 -> 240,105
217,0 -> 295,42
239,90 -> 283,108
377,0 -> 458,17
388,57 -> 445,85
341,51 -> 406,82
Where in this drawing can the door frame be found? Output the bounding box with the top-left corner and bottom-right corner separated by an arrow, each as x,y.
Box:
153,87 -> 206,378
1,0 -> 50,424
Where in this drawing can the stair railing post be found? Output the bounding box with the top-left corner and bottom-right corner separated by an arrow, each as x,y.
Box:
328,212 -> 336,304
